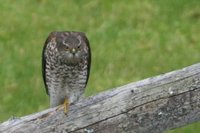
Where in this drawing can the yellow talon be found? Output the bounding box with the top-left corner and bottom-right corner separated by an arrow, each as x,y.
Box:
55,98 -> 69,115
64,98 -> 69,115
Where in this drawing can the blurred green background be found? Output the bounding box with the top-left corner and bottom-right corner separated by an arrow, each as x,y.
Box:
0,0 -> 200,132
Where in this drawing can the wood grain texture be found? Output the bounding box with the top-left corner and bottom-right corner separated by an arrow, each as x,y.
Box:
1,63 -> 200,133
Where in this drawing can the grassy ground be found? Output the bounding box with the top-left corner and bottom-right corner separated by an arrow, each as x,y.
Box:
0,0 -> 200,132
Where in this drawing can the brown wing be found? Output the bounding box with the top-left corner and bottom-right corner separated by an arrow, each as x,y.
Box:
42,32 -> 57,95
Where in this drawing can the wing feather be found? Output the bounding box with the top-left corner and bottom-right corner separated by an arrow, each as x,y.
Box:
42,32 -> 57,95
81,33 -> 91,86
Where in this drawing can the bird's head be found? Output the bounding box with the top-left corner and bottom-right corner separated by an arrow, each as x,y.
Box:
55,32 -> 87,66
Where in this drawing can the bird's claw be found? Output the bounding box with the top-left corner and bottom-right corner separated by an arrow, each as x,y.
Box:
55,98 -> 69,115
64,98 -> 69,115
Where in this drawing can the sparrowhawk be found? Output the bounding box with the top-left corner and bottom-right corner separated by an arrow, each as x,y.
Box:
42,31 -> 91,113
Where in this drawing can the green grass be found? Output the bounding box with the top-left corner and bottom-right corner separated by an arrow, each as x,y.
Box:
0,0 -> 200,132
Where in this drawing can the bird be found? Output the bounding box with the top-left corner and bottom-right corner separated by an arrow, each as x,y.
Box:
42,31 -> 91,114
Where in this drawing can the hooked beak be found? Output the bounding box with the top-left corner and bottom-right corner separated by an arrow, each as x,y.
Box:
71,48 -> 76,54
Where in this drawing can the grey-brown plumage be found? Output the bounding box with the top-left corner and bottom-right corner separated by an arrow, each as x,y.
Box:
42,31 -> 91,108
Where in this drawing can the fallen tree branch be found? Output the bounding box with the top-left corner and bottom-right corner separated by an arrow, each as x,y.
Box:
1,63 -> 200,133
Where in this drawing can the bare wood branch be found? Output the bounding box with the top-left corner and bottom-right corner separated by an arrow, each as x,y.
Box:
1,63 -> 200,133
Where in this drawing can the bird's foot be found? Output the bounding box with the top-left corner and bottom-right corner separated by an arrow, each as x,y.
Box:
55,98 -> 69,115
63,98 -> 69,115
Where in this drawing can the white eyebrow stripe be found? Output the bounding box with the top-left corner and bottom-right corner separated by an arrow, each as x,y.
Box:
62,40 -> 69,46
78,39 -> 81,46
77,36 -> 82,46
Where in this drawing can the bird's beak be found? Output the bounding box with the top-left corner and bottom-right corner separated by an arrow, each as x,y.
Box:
72,48 -> 76,53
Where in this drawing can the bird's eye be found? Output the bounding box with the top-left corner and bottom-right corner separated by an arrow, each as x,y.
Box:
65,46 -> 69,50
77,45 -> 81,50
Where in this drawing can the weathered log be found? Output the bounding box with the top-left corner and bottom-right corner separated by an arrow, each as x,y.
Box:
1,63 -> 200,133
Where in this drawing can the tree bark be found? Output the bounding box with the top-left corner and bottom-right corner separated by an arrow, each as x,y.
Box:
1,63 -> 200,133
